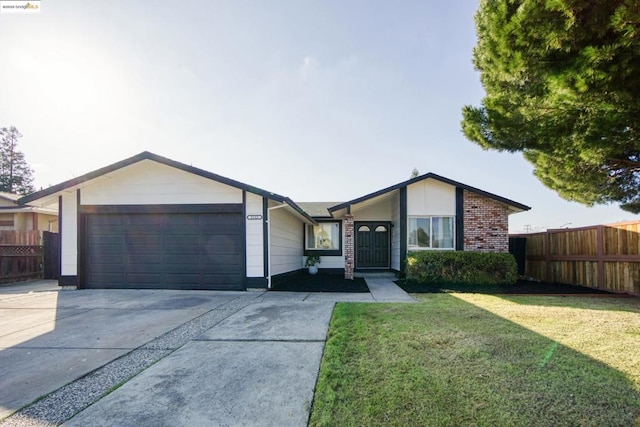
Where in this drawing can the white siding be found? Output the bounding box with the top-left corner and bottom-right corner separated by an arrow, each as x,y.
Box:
81,160 -> 242,205
407,180 -> 455,216
245,193 -> 264,278
352,199 -> 392,221
391,192 -> 401,271
61,192 -> 77,276
269,207 -> 303,276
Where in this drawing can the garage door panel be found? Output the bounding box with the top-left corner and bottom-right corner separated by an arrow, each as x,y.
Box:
202,254 -> 242,266
125,234 -> 163,244
88,272 -> 125,284
162,274 -> 202,284
125,273 -> 163,283
85,211 -> 244,290
89,216 -> 124,226
126,215 -> 163,226
204,236 -> 241,251
201,274 -> 243,285
164,214 -> 201,227
87,255 -> 124,266
88,235 -> 124,246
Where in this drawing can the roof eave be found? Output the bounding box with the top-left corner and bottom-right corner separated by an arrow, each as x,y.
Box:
18,151 -> 298,207
328,172 -> 530,213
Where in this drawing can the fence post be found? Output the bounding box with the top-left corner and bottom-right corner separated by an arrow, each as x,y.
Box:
596,226 -> 604,289
544,232 -> 552,282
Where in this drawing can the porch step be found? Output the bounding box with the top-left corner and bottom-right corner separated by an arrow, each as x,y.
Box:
354,271 -> 398,280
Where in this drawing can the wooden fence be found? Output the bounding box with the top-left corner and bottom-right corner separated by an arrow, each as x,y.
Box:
511,221 -> 640,295
0,230 -> 43,283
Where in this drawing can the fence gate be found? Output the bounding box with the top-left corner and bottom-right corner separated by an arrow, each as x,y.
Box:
43,231 -> 60,280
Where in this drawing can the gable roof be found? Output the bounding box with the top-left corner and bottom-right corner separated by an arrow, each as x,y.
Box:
296,202 -> 344,218
328,172 -> 530,213
18,151 -> 316,223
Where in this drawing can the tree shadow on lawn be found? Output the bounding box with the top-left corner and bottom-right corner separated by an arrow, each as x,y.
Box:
396,279 -> 618,295
310,294 -> 640,427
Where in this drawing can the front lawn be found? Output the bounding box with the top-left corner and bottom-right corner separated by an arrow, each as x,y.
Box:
310,294 -> 640,427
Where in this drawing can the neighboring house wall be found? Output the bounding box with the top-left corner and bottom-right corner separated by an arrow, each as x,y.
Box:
463,190 -> 509,252
81,160 -> 243,205
245,192 -> 264,278
38,213 -> 59,232
0,213 -> 14,229
269,207 -> 303,276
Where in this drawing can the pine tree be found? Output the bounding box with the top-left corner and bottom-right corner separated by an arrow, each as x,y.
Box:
0,126 -> 35,195
462,0 -> 640,213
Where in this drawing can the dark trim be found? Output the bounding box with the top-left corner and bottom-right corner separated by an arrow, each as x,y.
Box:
390,268 -> 401,275
400,187 -> 407,277
57,195 -> 62,287
17,151 -> 316,223
270,268 -> 305,287
242,191 -> 247,290
328,172 -> 530,213
455,187 -> 464,251
262,197 -> 269,279
246,277 -> 268,288
303,219 -> 343,257
79,204 -> 243,214
77,189 -> 86,289
59,275 -> 78,286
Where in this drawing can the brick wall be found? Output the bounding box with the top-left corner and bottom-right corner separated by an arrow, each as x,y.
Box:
463,190 -> 509,252
344,214 -> 354,279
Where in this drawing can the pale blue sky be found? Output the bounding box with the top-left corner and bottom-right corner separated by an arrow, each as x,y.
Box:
1,1 -> 636,231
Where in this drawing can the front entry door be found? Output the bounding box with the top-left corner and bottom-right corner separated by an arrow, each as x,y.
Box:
355,222 -> 390,269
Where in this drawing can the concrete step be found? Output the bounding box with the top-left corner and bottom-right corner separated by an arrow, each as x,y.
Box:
354,271 -> 398,279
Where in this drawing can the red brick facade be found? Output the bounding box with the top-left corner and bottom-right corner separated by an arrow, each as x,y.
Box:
463,190 -> 509,252
344,214 -> 354,279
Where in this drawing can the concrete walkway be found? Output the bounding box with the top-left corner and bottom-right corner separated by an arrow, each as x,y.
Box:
365,278 -> 416,302
1,279 -> 415,427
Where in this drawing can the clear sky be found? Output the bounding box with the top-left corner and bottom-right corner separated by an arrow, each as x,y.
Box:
1,1 -> 636,232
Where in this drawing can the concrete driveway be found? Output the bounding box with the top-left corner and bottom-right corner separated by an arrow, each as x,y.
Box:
0,281 -> 261,423
1,279 -> 410,426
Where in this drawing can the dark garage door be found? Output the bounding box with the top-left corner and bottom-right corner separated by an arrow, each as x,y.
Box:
85,212 -> 244,290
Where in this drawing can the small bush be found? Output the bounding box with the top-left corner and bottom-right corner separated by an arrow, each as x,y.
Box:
406,251 -> 517,285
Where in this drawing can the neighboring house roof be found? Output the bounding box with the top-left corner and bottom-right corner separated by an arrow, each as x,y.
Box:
0,192 -> 21,202
296,202 -> 344,218
0,192 -> 58,215
18,151 -> 315,224
329,172 -> 531,213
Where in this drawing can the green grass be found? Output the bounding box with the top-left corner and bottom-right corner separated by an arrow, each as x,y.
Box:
309,294 -> 640,427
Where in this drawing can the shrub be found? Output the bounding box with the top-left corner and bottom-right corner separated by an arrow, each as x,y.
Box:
406,251 -> 517,285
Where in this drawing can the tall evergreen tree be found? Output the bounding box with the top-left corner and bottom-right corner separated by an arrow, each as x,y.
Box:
0,126 -> 35,195
462,0 -> 640,213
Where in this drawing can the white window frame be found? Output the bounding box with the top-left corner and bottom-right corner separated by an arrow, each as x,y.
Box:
408,215 -> 455,251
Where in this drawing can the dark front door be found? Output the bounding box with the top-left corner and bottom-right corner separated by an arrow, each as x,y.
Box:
355,222 -> 390,269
